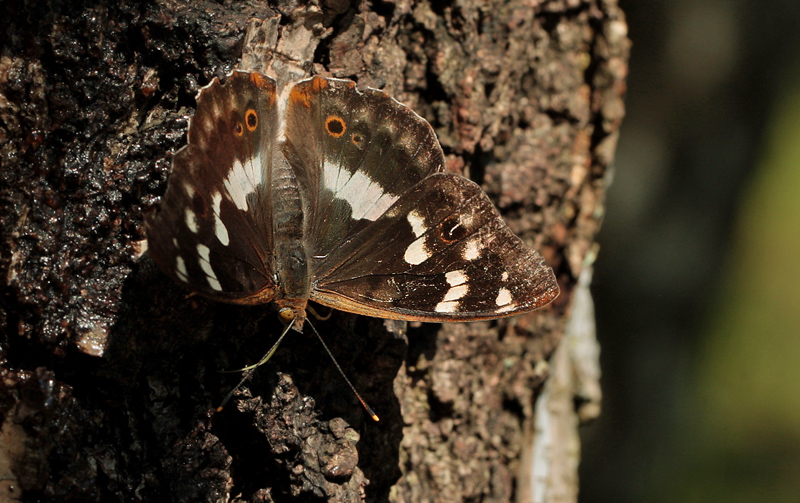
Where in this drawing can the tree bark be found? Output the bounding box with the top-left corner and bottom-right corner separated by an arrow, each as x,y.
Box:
0,0 -> 628,502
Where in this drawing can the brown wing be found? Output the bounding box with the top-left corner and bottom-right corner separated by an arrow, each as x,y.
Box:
310,173 -> 559,321
145,71 -> 279,304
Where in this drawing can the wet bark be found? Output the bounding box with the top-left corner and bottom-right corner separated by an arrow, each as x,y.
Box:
0,0 -> 628,502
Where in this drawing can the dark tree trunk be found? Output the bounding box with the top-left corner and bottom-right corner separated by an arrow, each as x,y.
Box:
0,1 -> 628,502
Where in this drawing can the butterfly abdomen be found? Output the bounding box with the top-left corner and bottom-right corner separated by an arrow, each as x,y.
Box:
271,157 -> 310,318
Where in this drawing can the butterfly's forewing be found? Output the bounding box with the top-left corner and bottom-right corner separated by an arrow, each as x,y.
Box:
282,77 -> 445,257
310,173 -> 560,321
146,71 -> 279,304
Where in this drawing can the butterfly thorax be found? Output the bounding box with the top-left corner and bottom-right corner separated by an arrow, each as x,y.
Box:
271,156 -> 310,330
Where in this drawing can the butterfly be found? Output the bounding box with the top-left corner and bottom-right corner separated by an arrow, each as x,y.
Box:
145,71 -> 559,334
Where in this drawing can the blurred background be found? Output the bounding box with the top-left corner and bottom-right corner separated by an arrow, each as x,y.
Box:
581,0 -> 800,501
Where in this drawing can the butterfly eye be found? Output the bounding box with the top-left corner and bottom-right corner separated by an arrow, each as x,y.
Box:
325,115 -> 346,138
278,308 -> 295,324
234,123 -> 244,136
245,109 -> 258,131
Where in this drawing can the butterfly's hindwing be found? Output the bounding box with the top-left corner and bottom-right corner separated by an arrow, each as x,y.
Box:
310,173 -> 560,321
283,77 -> 446,258
146,71 -> 279,304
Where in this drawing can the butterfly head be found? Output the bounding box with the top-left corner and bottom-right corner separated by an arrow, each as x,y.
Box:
276,299 -> 307,332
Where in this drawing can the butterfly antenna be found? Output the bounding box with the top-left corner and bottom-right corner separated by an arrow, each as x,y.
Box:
216,319 -> 294,412
306,318 -> 380,422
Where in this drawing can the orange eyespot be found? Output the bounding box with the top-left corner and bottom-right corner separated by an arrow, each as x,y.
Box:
325,116 -> 346,138
245,109 -> 258,131
351,133 -> 364,147
234,123 -> 244,136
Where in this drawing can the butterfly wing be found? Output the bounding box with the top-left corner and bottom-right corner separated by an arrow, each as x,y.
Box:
282,77 -> 445,258
309,173 -> 559,321
145,71 -> 279,304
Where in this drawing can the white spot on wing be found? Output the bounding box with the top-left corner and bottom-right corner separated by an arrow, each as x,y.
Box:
497,303 -> 517,313
197,243 -> 222,291
215,220 -> 229,246
407,210 -> 427,238
462,237 -> 482,261
323,160 -> 399,221
185,209 -> 199,234
445,270 -> 468,287
496,287 -> 512,307
176,256 -> 189,282
501,271 -> 509,281
212,191 -> 223,214
435,300 -> 459,313
211,191 -> 229,246
443,284 -> 469,302
224,153 -> 265,211
404,236 -> 430,265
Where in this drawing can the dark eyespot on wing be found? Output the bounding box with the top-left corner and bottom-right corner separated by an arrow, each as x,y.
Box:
325,115 -> 346,137
246,109 -> 258,131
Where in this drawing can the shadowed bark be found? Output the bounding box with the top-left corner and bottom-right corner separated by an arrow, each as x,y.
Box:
0,0 -> 628,501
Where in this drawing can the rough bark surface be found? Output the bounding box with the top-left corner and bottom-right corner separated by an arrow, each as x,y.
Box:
0,0 -> 628,502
